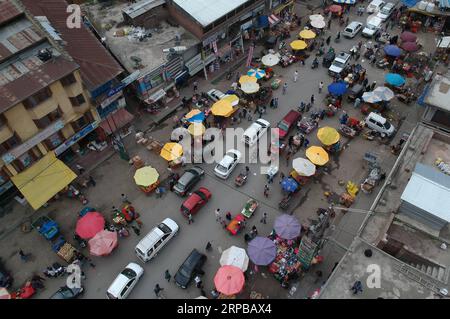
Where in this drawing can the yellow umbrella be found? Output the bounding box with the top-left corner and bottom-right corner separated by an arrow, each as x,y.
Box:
239,75 -> 257,85
134,166 -> 159,187
211,99 -> 233,117
241,82 -> 260,94
188,123 -> 206,136
160,142 -> 183,161
306,146 -> 329,166
290,40 -> 308,50
222,94 -> 239,106
317,127 -> 340,146
299,29 -> 316,40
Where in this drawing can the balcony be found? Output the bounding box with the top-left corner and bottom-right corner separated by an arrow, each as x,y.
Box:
63,81 -> 84,99
0,123 -> 13,145
28,98 -> 59,120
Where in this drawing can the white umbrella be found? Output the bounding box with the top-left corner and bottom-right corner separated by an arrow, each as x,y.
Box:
292,157 -> 316,177
241,82 -> 260,94
362,91 -> 382,103
220,246 -> 249,271
373,86 -> 395,101
66,262 -> 82,289
311,19 -> 326,29
261,53 -> 280,67
309,14 -> 325,21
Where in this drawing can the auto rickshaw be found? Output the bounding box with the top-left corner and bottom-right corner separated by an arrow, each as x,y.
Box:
347,83 -> 364,102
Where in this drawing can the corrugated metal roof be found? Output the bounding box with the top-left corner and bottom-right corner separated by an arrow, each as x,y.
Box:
0,55 -> 78,113
0,0 -> 22,26
401,163 -> 450,222
424,74 -> 450,112
122,0 -> 166,19
173,0 -> 249,27
22,0 -> 123,91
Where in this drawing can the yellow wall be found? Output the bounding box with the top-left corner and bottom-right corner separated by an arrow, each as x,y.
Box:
0,124 -> 14,144
28,97 -> 59,120
4,104 -> 39,141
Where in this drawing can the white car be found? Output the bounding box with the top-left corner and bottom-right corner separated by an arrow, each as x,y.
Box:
366,0 -> 385,13
342,21 -> 363,38
214,149 -> 242,179
242,118 -> 270,146
106,263 -> 144,299
207,89 -> 226,102
376,2 -> 395,21
328,52 -> 351,77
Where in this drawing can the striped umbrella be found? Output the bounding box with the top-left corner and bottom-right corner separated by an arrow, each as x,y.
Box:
247,68 -> 266,79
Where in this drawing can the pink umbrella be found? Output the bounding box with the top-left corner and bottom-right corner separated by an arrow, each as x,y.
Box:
88,230 -> 118,256
214,265 -> 245,296
75,211 -> 105,239
401,41 -> 419,52
400,31 -> 417,42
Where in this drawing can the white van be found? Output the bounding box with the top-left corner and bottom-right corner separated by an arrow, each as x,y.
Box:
366,0 -> 385,13
242,118 -> 270,146
135,218 -> 179,262
365,112 -> 395,137
362,16 -> 383,38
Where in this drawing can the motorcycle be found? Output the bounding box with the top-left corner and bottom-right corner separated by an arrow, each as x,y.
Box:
376,59 -> 390,69
43,262 -> 67,278
67,185 -> 88,205
311,58 -> 319,69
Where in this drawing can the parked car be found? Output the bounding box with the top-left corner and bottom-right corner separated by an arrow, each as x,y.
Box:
322,51 -> 336,68
242,118 -> 270,146
328,52 -> 351,77
342,21 -> 363,38
214,149 -> 242,179
276,110 -> 301,139
174,249 -> 207,289
365,112 -> 395,137
180,187 -> 212,217
376,2 -> 395,21
106,263 -> 144,299
207,89 -> 226,102
362,16 -> 383,38
135,218 -> 179,262
50,286 -> 84,299
173,166 -> 205,196
0,258 -> 12,288
366,0 -> 386,13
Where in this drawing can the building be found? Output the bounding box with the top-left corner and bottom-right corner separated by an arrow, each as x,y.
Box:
422,73 -> 450,133
320,123 -> 450,298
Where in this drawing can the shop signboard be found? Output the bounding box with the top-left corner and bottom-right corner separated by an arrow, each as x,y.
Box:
147,89 -> 166,103
54,121 -> 99,156
2,120 -> 65,164
101,91 -> 123,109
241,20 -> 253,30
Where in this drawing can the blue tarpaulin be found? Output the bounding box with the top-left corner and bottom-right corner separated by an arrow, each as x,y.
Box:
402,0 -> 419,7
258,15 -> 269,28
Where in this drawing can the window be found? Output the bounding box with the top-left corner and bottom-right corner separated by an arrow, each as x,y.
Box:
33,108 -> 62,129
60,73 -> 77,87
45,132 -> 63,150
23,87 -> 52,108
18,151 -> 34,169
69,94 -> 86,107
71,112 -> 94,132
0,133 -> 21,153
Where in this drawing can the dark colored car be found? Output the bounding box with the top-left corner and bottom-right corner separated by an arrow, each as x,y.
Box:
174,249 -> 207,289
50,286 -> 84,299
276,110 -> 301,139
180,187 -> 212,217
322,51 -> 335,68
173,166 -> 205,196
347,83 -> 364,101
0,258 -> 12,288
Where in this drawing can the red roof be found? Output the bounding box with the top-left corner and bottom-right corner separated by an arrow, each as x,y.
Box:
99,108 -> 134,135
22,0 -> 123,91
0,1 -> 22,26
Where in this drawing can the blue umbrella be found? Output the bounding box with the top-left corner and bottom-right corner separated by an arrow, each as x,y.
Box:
327,82 -> 348,96
383,45 -> 402,57
385,73 -> 406,87
333,0 -> 356,3
281,177 -> 298,192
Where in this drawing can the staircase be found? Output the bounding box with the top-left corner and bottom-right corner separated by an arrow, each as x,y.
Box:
408,262 -> 447,283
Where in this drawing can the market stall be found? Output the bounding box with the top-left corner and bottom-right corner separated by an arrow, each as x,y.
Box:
268,236 -> 302,287
133,166 -> 160,194
160,142 -> 183,168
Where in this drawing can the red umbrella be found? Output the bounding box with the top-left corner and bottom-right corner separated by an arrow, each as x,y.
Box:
328,5 -> 342,13
75,211 -> 105,239
401,41 -> 419,52
400,31 -> 417,42
88,230 -> 118,256
214,265 -> 245,296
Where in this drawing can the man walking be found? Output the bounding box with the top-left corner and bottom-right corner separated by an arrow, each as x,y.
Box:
215,208 -> 221,222
326,36 -> 331,46
154,284 -> 164,297
260,212 -> 268,224
318,81 -> 323,93
193,81 -> 198,92
76,164 -> 85,175
304,138 -> 310,149
282,82 -> 288,95
121,193 -> 130,204
311,94 -> 315,104
188,213 -> 194,224
263,184 -> 270,198
164,270 -> 171,282
293,70 -> 298,82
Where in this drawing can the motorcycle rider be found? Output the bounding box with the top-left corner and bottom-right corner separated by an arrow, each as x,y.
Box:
312,57 -> 319,69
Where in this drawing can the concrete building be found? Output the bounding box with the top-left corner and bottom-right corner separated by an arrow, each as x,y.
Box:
422,73 -> 450,133
320,123 -> 450,298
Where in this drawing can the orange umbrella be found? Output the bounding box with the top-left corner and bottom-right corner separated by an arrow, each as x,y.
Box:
214,265 -> 245,296
88,230 -> 118,256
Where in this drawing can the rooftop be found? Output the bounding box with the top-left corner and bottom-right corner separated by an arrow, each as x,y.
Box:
83,1 -> 199,75
319,237 -> 440,299
22,0 -> 124,92
173,0 -> 249,27
123,0 -> 166,19
424,74 -> 450,112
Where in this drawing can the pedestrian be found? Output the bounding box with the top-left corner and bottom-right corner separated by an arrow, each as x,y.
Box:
274,97 -> 279,108
318,81 -> 323,93
306,102 -> 311,112
350,280 -> 363,295
327,19 -> 331,30
354,97 -> 361,109
304,138 -> 310,149
188,213 -> 194,224
311,94 -> 315,104
193,81 -> 198,92
154,284 -> 164,297
87,175 -> 96,187
299,101 -> 305,112
370,81 -> 377,91
326,36 -> 331,46
263,184 -> 270,198
300,59 -> 305,66
362,78 -> 369,88
19,249 -> 30,262
226,212 -> 232,220
76,164 -> 85,175
251,225 -> 258,236
345,16 -> 349,25
205,241 -> 212,251
268,174 -> 274,184
165,270 -> 171,282
194,275 -> 203,289
131,225 -> 141,236
121,193 -> 130,204
279,172 -> 285,184
293,70 -> 298,82
282,82 -> 288,95
135,217 -> 143,228
260,212 -> 267,224
215,208 -> 221,221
